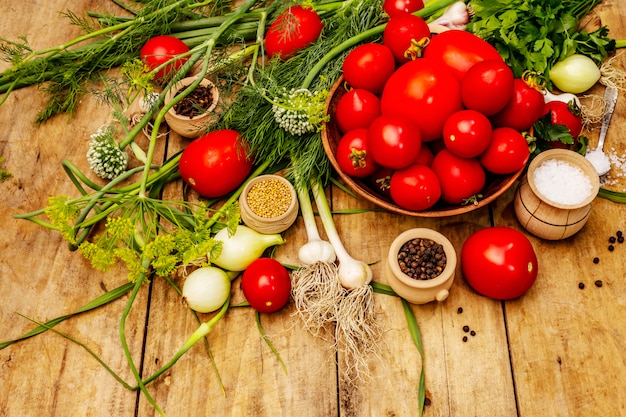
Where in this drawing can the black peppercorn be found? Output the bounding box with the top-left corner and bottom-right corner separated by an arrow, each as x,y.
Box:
595,280 -> 603,287
457,307 -> 463,314
462,336 -> 468,342
397,238 -> 447,280
609,236 -> 617,244
617,231 -> 623,237
470,330 -> 476,336
593,257 -> 600,264
578,282 -> 585,289
609,245 -> 615,252
618,236 -> 624,244
462,325 -> 470,333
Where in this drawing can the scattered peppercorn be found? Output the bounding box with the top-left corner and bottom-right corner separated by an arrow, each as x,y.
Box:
462,325 -> 470,333
578,282 -> 585,289
593,257 -> 600,264
462,336 -> 468,342
609,236 -> 616,244
457,307 -> 463,314
595,280 -> 603,287
608,245 -> 615,252
618,236 -> 625,244
397,238 -> 447,280
617,231 -> 623,237
424,398 -> 431,406
470,330 -> 476,336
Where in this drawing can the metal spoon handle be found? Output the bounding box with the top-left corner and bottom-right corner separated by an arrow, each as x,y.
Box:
598,85 -> 618,150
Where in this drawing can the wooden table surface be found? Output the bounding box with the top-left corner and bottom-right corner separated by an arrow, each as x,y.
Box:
1,1 -> 625,416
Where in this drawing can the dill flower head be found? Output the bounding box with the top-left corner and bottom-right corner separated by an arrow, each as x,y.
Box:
272,88 -> 329,136
86,125 -> 129,180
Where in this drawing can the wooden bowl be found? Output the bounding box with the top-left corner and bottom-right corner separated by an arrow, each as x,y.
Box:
321,76 -> 524,217
514,149 -> 600,240
239,174 -> 299,234
384,228 -> 456,304
164,76 -> 220,138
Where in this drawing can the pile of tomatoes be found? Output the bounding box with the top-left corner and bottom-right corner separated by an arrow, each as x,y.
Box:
332,16 -> 553,211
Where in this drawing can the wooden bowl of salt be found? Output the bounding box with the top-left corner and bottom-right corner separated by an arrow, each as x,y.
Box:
514,149 -> 600,240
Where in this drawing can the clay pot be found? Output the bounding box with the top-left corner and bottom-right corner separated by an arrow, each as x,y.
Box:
384,228 -> 457,304
164,76 -> 219,138
239,175 -> 299,234
514,149 -> 600,240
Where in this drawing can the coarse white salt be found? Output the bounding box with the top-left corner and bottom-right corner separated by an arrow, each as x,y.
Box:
533,159 -> 593,205
585,147 -> 611,176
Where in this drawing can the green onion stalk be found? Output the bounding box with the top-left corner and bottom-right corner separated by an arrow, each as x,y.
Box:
219,0 -> 456,392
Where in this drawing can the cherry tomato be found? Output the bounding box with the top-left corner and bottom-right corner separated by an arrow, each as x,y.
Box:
179,129 -> 254,198
491,78 -> 545,132
140,35 -> 190,81
381,58 -> 463,142
414,145 -> 434,166
367,115 -> 422,169
461,59 -> 514,116
390,163 -> 441,211
265,5 -> 323,60
382,13 -> 431,64
367,166 -> 393,198
382,0 -> 425,17
336,128 -> 379,178
443,110 -> 493,159
542,101 -> 583,139
242,258 -> 291,313
431,149 -> 486,205
334,89 -> 381,134
479,127 -> 530,175
423,30 -> 504,81
342,43 -> 396,94
461,227 -> 538,300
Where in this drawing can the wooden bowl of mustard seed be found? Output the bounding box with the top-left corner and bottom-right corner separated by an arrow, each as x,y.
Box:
384,228 -> 457,304
239,174 -> 299,234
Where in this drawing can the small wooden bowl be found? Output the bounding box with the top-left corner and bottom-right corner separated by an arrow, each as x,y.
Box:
239,174 -> 299,234
164,76 -> 219,138
321,76 -> 524,217
384,228 -> 457,304
514,149 -> 600,240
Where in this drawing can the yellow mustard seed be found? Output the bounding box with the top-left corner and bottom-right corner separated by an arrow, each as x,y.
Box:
246,179 -> 292,218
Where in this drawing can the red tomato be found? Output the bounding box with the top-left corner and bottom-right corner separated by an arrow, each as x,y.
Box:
382,13 -> 431,64
265,5 -> 323,59
479,127 -> 530,174
336,128 -> 379,178
390,163 -> 441,211
179,130 -> 254,198
491,78 -> 545,131
367,166 -> 393,197
140,35 -> 190,80
542,101 -> 583,139
461,227 -> 538,300
414,145 -> 434,166
367,115 -> 422,169
342,43 -> 396,94
382,0 -> 425,17
242,258 -> 291,313
431,149 -> 486,205
335,89 -> 381,134
461,59 -> 514,116
443,110 -> 493,159
423,30 -> 504,81
381,58 -> 463,142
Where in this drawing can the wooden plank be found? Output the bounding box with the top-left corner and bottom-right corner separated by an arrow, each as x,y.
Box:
0,2 -> 154,416
496,3 -> 626,416
330,188 -> 517,416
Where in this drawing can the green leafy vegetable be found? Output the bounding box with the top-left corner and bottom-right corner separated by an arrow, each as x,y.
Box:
467,0 -> 616,86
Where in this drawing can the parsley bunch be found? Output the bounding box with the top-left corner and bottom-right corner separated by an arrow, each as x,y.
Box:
468,0 -> 616,87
